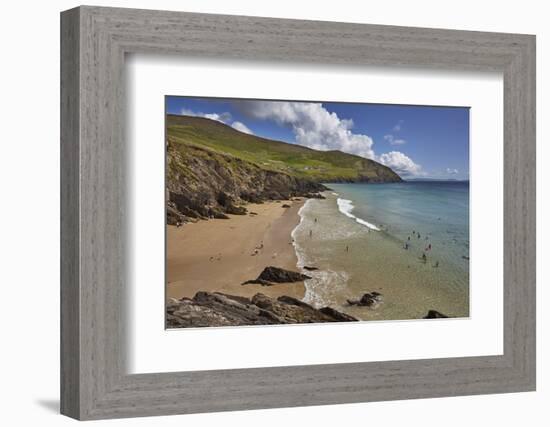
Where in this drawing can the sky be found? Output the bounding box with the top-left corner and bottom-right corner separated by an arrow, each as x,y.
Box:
166,96 -> 470,180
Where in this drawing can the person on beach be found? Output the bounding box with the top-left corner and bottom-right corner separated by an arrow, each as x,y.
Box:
309,229 -> 312,238
315,218 -> 318,223
418,233 -> 421,239
404,243 -> 409,250
408,236 -> 411,241
345,245 -> 349,252
421,253 -> 427,263
434,261 -> 439,268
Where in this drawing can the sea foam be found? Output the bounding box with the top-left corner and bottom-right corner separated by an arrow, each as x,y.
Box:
291,199 -> 312,270
291,199 -> 340,308
336,198 -> 380,231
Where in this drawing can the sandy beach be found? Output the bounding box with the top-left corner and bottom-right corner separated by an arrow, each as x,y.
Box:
167,199 -> 306,300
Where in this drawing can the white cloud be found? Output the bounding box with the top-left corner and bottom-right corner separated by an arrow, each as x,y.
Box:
378,151 -> 423,176
239,101 -> 375,159
392,120 -> 404,132
446,168 -> 459,174
383,134 -> 406,145
180,108 -> 232,124
231,121 -> 254,135
181,108 -> 254,135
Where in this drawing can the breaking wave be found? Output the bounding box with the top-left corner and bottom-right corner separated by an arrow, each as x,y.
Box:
336,198 -> 380,231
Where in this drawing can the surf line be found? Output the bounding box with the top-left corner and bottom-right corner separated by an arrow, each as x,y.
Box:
336,198 -> 380,231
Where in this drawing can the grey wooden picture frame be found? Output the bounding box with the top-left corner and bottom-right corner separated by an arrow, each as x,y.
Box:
60,5 -> 536,421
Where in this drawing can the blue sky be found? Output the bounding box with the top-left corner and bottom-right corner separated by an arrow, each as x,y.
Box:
166,96 -> 469,180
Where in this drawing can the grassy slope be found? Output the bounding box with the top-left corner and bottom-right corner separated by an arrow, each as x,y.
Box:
167,114 -> 402,182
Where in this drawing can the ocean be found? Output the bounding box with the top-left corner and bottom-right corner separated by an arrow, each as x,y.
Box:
292,181 -> 470,321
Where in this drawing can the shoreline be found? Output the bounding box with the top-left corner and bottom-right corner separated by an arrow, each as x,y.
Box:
167,185 -> 469,322
167,199 -> 306,301
293,190 -> 470,320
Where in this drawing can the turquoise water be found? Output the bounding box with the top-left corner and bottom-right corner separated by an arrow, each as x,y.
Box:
292,182 -> 470,320
332,181 -> 469,276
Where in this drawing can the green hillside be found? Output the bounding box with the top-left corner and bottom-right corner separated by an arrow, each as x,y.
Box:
166,114 -> 402,183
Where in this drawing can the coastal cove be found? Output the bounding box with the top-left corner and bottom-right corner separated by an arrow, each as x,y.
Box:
164,106 -> 471,326
167,181 -> 469,325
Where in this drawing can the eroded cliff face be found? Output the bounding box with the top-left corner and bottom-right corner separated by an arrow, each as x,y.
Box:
167,138 -> 326,224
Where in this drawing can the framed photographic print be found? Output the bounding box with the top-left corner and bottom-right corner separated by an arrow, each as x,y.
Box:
164,97 -> 470,327
61,6 -> 536,420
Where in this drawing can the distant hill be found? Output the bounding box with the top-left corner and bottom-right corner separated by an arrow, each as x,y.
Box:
166,114 -> 402,223
167,115 -> 402,183
406,178 -> 469,183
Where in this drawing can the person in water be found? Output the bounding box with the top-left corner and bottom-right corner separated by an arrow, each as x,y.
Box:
421,253 -> 427,263
404,243 -> 409,250
434,261 -> 439,268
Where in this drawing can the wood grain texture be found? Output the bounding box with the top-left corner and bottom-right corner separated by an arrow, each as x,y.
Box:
60,7 -> 80,419
60,6 -> 536,420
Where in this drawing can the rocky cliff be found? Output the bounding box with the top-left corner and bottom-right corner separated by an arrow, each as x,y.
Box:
167,138 -> 326,223
166,114 -> 402,223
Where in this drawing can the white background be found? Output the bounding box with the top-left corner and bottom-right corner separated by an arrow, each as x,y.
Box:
128,57 -> 503,373
0,0 -> 547,426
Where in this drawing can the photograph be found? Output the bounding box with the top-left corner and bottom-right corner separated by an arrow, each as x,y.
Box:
165,96 -> 470,328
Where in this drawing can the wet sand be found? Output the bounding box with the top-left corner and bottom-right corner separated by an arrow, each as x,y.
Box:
167,199 -> 305,300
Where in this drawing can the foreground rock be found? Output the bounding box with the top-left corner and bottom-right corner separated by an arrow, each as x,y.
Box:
423,310 -> 448,319
242,266 -> 311,286
166,291 -> 358,328
347,292 -> 383,308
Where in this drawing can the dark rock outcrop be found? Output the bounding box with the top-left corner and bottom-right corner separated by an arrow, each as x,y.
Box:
241,278 -> 274,286
319,306 -> 359,322
347,291 -> 383,307
303,266 -> 319,271
423,310 -> 448,319
166,291 -> 358,328
259,267 -> 311,282
242,266 -> 311,286
305,193 -> 327,199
